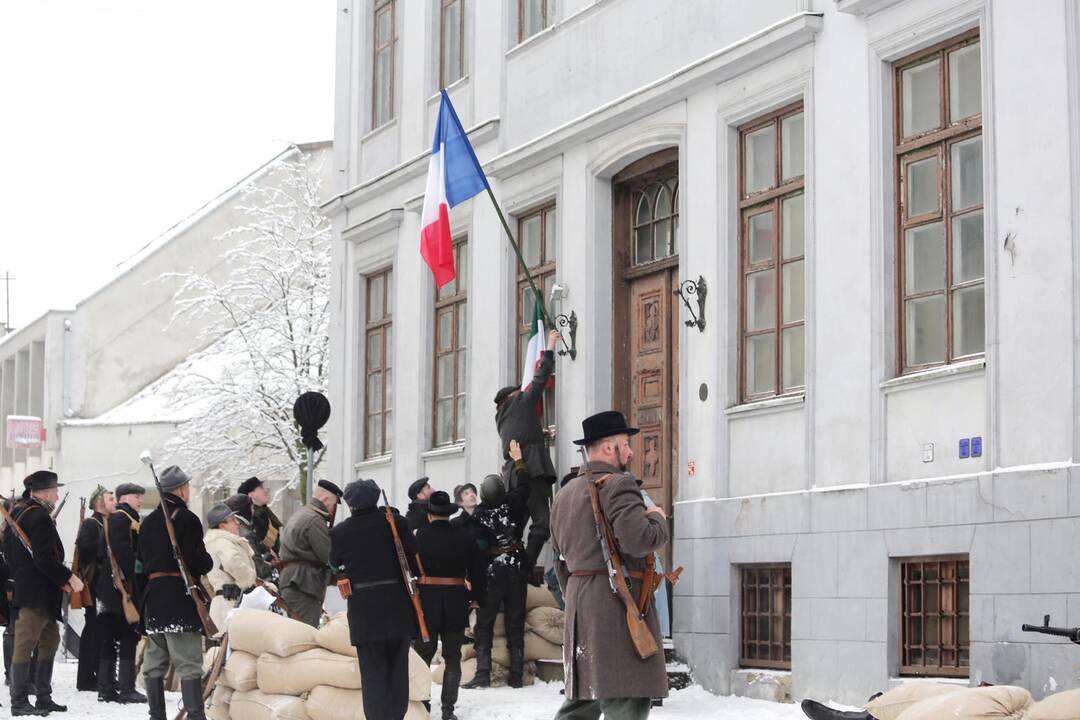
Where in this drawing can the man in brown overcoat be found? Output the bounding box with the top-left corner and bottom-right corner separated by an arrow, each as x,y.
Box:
549,411 -> 669,720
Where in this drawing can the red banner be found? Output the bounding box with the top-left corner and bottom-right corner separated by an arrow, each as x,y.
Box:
6,416 -> 43,449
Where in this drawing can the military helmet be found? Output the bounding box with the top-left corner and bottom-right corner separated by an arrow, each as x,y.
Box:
480,474 -> 505,506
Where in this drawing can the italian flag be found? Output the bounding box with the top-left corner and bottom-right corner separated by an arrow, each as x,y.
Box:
520,292 -> 546,392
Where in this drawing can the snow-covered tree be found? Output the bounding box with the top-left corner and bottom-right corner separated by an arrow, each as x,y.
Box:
162,152 -> 330,501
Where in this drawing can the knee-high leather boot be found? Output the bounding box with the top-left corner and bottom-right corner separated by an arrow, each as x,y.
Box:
462,646 -> 491,689
441,669 -> 461,720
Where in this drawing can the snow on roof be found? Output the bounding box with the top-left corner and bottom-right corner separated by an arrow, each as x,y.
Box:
62,330 -> 251,428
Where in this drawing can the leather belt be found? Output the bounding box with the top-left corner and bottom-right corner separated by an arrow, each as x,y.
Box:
352,579 -> 399,590
281,559 -> 324,570
418,577 -> 467,587
570,568 -> 646,580
148,572 -> 181,580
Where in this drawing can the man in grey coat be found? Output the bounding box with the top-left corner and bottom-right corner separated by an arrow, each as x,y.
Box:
550,411 -> 669,720
279,480 -> 342,627
494,328 -> 561,568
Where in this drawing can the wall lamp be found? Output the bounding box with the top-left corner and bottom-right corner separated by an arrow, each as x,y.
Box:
674,276 -> 707,332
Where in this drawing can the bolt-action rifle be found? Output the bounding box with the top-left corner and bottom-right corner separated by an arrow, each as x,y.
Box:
69,498 -> 93,610
382,490 -> 429,643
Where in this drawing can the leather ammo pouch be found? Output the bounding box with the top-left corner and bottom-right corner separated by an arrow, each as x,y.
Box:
219,583 -> 242,601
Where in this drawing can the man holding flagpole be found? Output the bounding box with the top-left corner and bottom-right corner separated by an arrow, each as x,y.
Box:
420,90 -> 566,573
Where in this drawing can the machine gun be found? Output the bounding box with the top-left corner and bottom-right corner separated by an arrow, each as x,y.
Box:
1022,615 -> 1080,645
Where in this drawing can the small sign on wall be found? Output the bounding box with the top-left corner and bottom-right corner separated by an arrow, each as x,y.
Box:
687,460 -> 696,477
6,415 -> 43,449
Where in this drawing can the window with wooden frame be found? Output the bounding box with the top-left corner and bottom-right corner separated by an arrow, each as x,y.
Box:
372,0 -> 396,128
899,556 -> 970,677
364,268 -> 393,458
440,0 -> 464,87
518,0 -> 552,43
632,174 -> 678,266
738,103 -> 805,401
740,565 -> 792,670
516,205 -> 557,425
433,238 -> 468,447
894,32 -> 984,374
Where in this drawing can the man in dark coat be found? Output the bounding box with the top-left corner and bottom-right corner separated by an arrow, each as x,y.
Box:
225,493 -> 276,582
330,479 -> 418,720
74,485 -> 112,692
279,480 -> 341,627
4,470 -> 85,716
413,491 -> 482,720
238,477 -> 282,560
550,411 -> 669,720
96,482 -> 146,704
494,329 -> 560,568
465,442 -> 531,689
405,478 -> 432,532
137,466 -> 214,720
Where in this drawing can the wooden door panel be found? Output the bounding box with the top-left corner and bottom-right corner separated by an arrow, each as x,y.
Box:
628,271 -> 671,510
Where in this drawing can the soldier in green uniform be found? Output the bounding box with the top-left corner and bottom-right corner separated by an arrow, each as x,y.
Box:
278,480 -> 342,627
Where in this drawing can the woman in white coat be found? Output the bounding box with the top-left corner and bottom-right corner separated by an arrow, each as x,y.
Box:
203,503 -> 259,634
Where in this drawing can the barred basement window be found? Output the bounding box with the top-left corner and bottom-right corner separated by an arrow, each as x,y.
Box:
900,557 -> 970,677
894,31 -> 984,373
433,238 -> 468,447
740,565 -> 791,670
364,268 -> 393,458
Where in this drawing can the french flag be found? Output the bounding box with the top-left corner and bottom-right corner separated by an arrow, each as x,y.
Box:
420,90 -> 489,289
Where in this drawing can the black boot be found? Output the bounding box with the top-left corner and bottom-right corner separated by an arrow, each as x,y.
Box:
33,660 -> 66,713
4,626 -> 14,687
115,660 -> 146,704
507,647 -> 524,688
180,677 -> 206,720
9,663 -> 47,716
145,676 -> 166,720
462,647 -> 491,689
800,699 -> 872,720
97,657 -> 117,702
441,670 -> 461,720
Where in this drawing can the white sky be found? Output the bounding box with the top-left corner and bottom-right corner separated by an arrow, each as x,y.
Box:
0,0 -> 336,328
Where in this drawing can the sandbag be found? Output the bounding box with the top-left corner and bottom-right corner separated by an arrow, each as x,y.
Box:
490,632 -> 562,666
229,609 -> 319,658
526,585 -> 558,610
896,686 -> 1032,720
432,658 -> 477,686
408,647 -> 431,702
462,644 -> 476,661
229,688 -> 310,720
466,612 -> 506,638
224,651 -> 259,692
305,686 -> 363,720
208,685 -> 233,720
315,612 -> 356,658
866,682 -> 966,720
258,648 -> 361,695
525,607 -> 565,645
1025,688 -> 1080,720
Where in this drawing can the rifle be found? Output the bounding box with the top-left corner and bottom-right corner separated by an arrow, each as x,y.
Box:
104,511 -> 141,625
1022,615 -> 1080,645
381,490 -> 429,642
141,454 -> 218,637
0,500 -> 77,594
578,447 -> 659,660
69,498 -> 94,610
51,491 -> 69,521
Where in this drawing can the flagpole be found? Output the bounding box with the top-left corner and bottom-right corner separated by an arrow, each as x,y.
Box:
483,186 -> 573,357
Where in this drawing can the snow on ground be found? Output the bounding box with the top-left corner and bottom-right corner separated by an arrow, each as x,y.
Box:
46,657 -> 808,719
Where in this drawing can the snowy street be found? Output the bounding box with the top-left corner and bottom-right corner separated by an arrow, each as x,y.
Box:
43,658 -> 807,720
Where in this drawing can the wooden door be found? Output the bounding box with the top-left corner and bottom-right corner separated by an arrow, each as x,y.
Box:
612,150 -> 680,566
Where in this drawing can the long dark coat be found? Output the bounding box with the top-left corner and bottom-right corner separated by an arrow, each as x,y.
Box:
75,512 -> 104,598
136,493 -> 214,635
496,350 -> 556,483
405,502 -> 429,532
3,498 -> 72,618
330,507 -> 418,645
414,520 -> 482,634
550,461 -> 669,700
97,503 -> 140,617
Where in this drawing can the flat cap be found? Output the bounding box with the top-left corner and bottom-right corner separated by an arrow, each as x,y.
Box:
317,480 -> 343,498
407,477 -> 431,501
344,479 -> 381,510
207,503 -> 235,528
237,476 -> 263,495
115,482 -> 145,498
453,482 -> 477,503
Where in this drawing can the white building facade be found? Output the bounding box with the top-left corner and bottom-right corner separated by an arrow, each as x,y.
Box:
326,0 -> 1080,704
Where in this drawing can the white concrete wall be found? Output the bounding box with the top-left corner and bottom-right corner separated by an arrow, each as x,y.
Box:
328,0 -> 1080,700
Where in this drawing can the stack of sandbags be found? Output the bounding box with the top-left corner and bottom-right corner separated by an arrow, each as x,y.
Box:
897,685 -> 1031,718
1023,688 -> 1080,719
865,683 -> 966,720
300,611 -> 430,720
433,585 -> 565,687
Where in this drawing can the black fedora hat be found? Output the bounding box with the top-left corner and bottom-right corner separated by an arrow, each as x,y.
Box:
427,491 -> 456,517
572,410 -> 639,446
